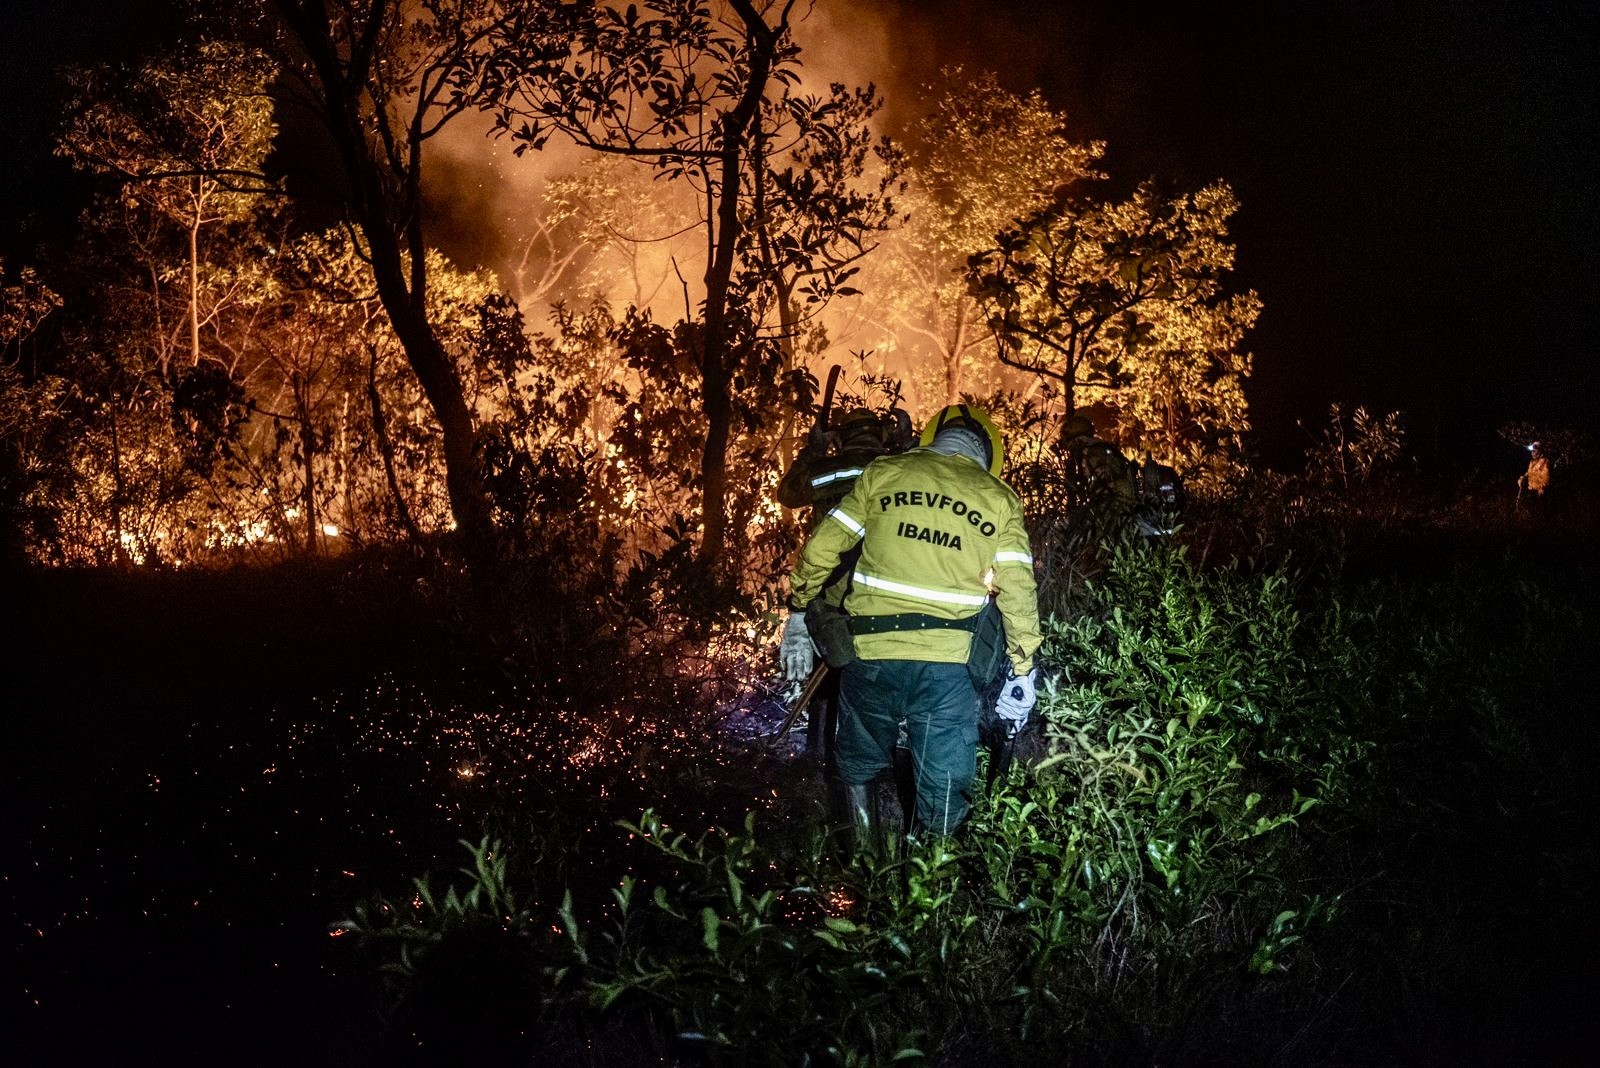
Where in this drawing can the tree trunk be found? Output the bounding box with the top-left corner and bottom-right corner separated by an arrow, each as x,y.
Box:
337,390 -> 352,542
274,0 -> 498,568
698,349 -> 732,566
188,184 -> 202,367
775,289 -> 799,473
294,373 -> 318,555
1056,349 -> 1081,452
945,303 -> 968,405
374,261 -> 494,558
369,345 -> 423,549
694,8 -> 776,569
109,398 -> 129,568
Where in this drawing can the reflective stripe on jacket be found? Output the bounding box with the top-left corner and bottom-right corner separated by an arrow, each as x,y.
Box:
787,448 -> 1042,674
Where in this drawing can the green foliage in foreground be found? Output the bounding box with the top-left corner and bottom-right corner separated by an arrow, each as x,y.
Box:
347,540 -> 1588,1063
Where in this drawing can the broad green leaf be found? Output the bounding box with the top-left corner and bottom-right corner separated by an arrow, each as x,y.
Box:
700,907 -> 720,953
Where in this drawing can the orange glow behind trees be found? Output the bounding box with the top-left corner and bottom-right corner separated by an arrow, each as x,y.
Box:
967,179 -> 1258,479
847,67 -> 1104,413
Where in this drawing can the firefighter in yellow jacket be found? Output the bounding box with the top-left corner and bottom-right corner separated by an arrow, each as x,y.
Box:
779,405 -> 1043,835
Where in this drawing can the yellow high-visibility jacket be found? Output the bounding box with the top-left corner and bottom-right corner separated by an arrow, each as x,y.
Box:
787,447 -> 1042,675
1524,455 -> 1551,494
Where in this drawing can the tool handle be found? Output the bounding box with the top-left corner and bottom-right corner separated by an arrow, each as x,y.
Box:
816,364 -> 842,435
769,663 -> 830,749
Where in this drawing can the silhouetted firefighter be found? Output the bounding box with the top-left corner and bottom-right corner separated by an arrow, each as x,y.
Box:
775,367 -> 913,821
1061,413 -> 1186,536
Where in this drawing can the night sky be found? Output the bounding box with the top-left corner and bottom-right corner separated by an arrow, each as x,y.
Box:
3,0 -> 1595,470
889,0 -> 1599,468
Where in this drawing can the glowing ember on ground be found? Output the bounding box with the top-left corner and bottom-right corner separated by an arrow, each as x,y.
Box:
823,886 -> 857,917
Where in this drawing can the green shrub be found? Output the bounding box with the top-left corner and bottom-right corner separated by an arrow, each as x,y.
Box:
345,535 -> 1592,1062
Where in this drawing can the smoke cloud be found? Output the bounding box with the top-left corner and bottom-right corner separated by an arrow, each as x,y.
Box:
421,1 -> 975,312
413,0 -> 1088,417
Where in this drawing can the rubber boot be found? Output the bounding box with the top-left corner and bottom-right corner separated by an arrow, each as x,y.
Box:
891,744 -> 916,835
843,781 -> 879,861
823,775 -> 852,855
806,692 -> 839,770
805,694 -> 828,761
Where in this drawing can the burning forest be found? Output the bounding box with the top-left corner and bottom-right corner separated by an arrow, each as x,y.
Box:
5,0 -> 1258,573
2,1 -> 1595,1065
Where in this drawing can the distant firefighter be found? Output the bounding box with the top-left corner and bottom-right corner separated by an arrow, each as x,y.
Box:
1522,442 -> 1551,494
1517,440 -> 1551,509
1060,414 -> 1185,535
1062,414 -> 1138,519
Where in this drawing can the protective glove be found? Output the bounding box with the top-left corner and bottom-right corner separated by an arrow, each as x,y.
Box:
993,667 -> 1037,738
779,611 -> 816,682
